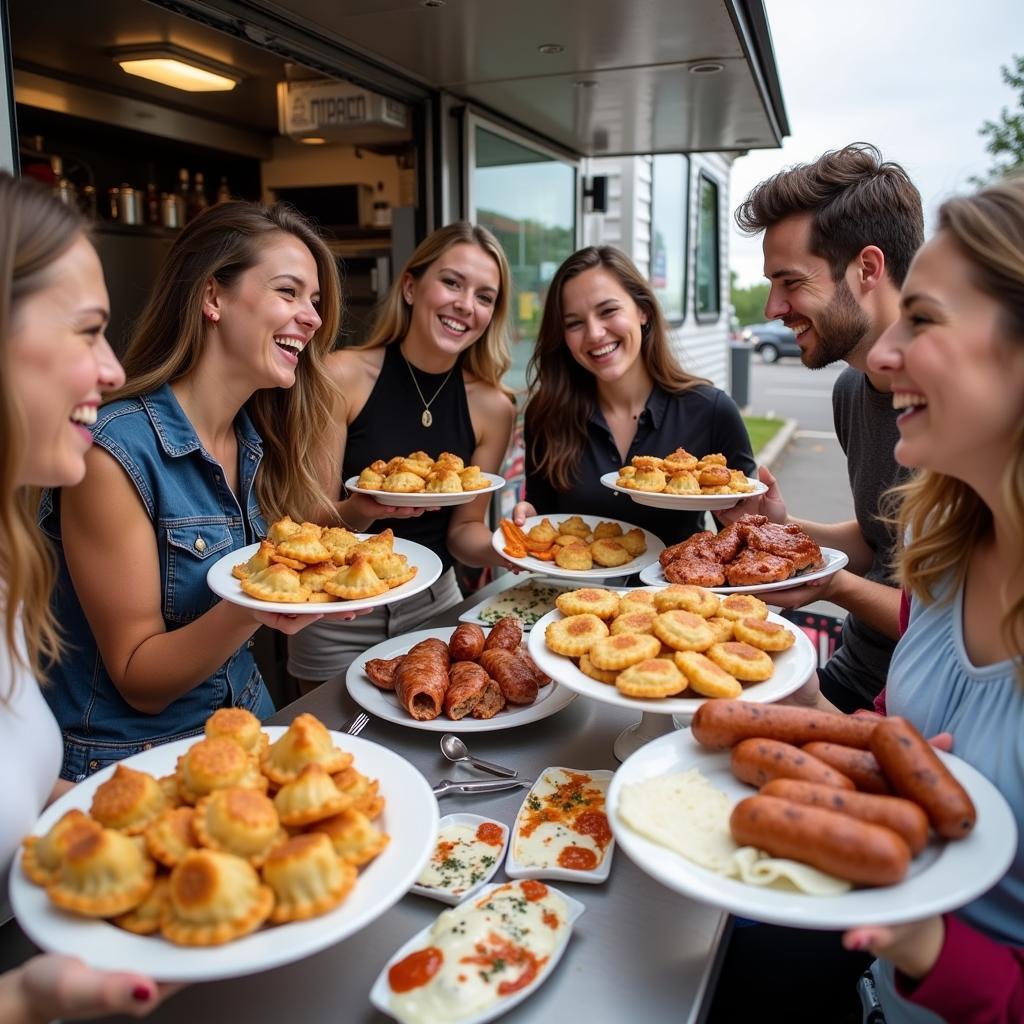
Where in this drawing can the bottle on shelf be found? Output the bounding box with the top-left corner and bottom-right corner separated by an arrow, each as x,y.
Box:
145,183 -> 160,225
189,172 -> 209,221
216,175 -> 231,205
50,156 -> 77,208
174,168 -> 190,224
80,184 -> 98,220
372,180 -> 391,227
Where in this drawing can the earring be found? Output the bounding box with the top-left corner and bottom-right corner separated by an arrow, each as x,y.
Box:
204,310 -> 219,324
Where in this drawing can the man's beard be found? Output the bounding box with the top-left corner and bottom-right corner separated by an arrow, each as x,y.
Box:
802,278 -> 870,369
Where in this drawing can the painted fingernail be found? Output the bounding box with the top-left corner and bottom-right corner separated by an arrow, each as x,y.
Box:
132,985 -> 153,1002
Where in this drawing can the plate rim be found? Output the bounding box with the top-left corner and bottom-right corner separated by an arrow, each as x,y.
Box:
457,577 -> 577,632
344,472 -> 505,507
599,470 -> 767,510
408,812 -> 510,905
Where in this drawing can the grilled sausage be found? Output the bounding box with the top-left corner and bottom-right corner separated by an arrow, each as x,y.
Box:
691,699 -> 878,750
759,779 -> 930,855
444,661 -> 489,720
364,655 -> 404,691
478,648 -> 539,705
730,794 -> 911,887
471,679 -> 505,720
448,623 -> 486,662
482,616 -> 523,653
731,738 -> 855,790
869,717 -> 976,839
802,742 -> 892,795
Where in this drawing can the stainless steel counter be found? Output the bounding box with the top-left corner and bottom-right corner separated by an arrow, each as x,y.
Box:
0,574 -> 729,1024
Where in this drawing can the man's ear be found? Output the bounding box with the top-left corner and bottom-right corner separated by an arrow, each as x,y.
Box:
855,245 -> 886,293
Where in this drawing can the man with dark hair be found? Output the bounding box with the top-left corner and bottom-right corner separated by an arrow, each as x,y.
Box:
727,143 -> 925,713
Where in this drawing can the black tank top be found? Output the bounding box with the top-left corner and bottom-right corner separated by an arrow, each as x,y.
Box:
344,343 -> 477,569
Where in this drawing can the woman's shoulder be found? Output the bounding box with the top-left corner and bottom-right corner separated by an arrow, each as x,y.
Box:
464,372 -> 516,418
326,346 -> 384,382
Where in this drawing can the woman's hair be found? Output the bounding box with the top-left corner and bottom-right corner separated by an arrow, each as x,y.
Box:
109,200 -> 342,522
358,222 -> 512,395
889,176 -> 1024,670
0,173 -> 84,692
524,245 -> 708,491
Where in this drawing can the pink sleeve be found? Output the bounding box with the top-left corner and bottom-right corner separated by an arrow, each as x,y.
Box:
896,914 -> 1024,1023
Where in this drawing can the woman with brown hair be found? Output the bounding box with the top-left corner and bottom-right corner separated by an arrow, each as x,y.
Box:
287,222 -> 517,691
41,199 -> 355,780
515,245 -> 754,543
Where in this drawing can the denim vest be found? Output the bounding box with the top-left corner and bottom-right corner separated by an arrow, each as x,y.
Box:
39,383 -> 274,781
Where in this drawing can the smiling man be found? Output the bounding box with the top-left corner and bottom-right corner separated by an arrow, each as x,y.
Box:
729,144 -> 924,713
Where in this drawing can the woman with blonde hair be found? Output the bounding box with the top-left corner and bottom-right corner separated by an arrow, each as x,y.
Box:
288,221 -> 516,691
41,199 -> 356,780
0,171 -> 171,1017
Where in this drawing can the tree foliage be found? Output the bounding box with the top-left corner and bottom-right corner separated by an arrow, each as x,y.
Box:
973,54 -> 1024,185
730,272 -> 769,327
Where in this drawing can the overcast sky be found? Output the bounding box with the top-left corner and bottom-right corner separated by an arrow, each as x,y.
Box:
729,0 -> 1022,289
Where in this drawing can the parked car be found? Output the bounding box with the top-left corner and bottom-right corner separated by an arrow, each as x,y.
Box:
740,321 -> 801,363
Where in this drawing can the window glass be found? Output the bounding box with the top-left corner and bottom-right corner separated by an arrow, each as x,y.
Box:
649,153 -> 687,323
695,174 -> 721,319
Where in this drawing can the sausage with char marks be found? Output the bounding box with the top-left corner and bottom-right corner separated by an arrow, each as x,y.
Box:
691,700 -> 878,750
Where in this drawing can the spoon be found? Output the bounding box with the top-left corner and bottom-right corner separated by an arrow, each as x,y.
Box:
432,777 -> 532,798
440,734 -> 519,778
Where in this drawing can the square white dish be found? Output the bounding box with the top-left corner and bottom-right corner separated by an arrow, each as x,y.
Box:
410,813 -> 510,905
457,576 -> 576,631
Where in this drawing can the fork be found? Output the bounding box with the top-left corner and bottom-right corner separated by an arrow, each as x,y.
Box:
342,712 -> 369,737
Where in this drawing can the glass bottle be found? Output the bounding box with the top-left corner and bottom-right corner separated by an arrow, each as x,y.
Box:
177,168 -> 191,222
216,175 -> 231,204
190,172 -> 209,220
145,183 -> 160,225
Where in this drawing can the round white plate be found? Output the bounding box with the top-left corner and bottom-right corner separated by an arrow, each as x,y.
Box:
347,627 -> 577,732
206,536 -> 443,614
369,881 -> 585,1024
345,472 -> 505,508
608,728 -> 1018,929
600,470 -> 767,511
9,727 -> 438,982
526,605 -> 815,716
491,514 -> 664,580
409,813 -> 509,905
639,546 -> 850,594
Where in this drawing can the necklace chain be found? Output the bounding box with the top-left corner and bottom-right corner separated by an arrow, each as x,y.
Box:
402,352 -> 454,428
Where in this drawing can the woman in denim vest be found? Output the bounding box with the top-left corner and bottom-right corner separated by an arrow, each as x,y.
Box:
41,201 -> 352,780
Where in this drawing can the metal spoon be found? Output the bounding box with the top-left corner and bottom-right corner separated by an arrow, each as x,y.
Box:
440,734 -> 518,778
432,778 -> 532,798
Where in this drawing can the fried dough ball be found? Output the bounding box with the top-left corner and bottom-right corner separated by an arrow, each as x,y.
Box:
558,515 -> 591,539
706,641 -> 774,682
732,617 -> 796,652
591,538 -> 631,567
615,658 -> 686,698
729,470 -> 755,493
527,518 -> 559,546
674,651 -> 743,698
460,466 -> 490,490
435,451 -> 465,472
697,465 -> 732,489
618,529 -> 648,557
697,452 -> 728,467
624,467 -> 667,492
615,466 -> 637,486
662,447 -> 699,473
592,521 -> 623,540
631,455 -> 664,471
665,472 -> 701,495
554,542 -> 593,572
382,471 -> 425,493
425,469 -> 463,493
545,613 -> 609,657
357,468 -> 384,490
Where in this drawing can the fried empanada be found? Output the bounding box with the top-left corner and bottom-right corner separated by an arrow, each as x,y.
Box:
231,540 -> 277,580
240,563 -> 311,603
193,787 -> 286,866
264,834 -> 357,924
260,713 -> 352,786
89,764 -> 167,835
323,555 -> 388,601
176,737 -> 268,805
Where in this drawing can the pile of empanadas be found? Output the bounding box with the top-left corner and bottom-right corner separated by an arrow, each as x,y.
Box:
615,449 -> 755,495
544,586 -> 795,701
232,518 -> 416,603
354,450 -> 491,494
21,710 -> 388,946
499,516 -> 647,572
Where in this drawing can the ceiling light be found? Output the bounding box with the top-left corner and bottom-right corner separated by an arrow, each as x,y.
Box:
688,62 -> 724,75
112,44 -> 242,93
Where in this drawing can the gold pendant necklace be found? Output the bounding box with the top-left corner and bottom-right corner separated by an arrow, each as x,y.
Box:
402,351 -> 455,428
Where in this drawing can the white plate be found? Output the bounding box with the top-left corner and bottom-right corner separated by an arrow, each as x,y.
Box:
206,537 -> 443,614
9,727 -> 438,982
639,546 -> 850,595
505,768 -> 615,884
608,729 -> 1018,929
458,577 -> 577,632
527,604 -> 816,716
491,514 -> 664,580
346,627 -> 577,732
369,881 -> 585,1024
345,473 -> 505,508
409,813 -> 509,905
600,470 -> 767,511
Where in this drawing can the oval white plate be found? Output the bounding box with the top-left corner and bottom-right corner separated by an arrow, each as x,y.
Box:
345,472 -> 505,508
369,881 -> 585,1024
600,470 -> 767,511
9,727 -> 438,982
505,768 -> 615,884
491,514 -> 664,580
409,813 -> 509,905
206,536 -> 443,614
639,546 -> 850,594
608,728 -> 1017,929
526,604 -> 815,716
346,627 -> 576,732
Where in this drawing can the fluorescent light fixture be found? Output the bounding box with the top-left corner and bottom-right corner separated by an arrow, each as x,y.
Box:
112,44 -> 241,93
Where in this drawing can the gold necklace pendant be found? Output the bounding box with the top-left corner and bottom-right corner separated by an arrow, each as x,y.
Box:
422,409 -> 433,428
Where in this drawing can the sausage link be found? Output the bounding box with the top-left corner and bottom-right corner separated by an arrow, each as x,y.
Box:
730,795 -> 911,886
802,742 -> 892,795
731,738 -> 855,790
482,616 -> 523,652
869,717 -> 976,839
691,700 -> 878,750
448,623 -> 486,662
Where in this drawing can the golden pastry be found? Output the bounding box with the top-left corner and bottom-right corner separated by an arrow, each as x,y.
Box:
652,610 -> 716,652
615,466 -> 637,486
266,515 -> 303,543
144,807 -> 200,868
588,632 -> 662,671
459,466 -> 490,490
425,469 -> 463,493
320,527 -> 360,562
732,617 -> 796,652
323,555 -> 388,601
399,458 -> 433,480
618,529 -> 648,556
590,538 -> 631,567
240,563 -> 310,604
176,736 -> 267,805
624,467 -> 666,492
558,515 -> 590,539
263,833 -> 357,924
21,810 -> 102,887
367,551 -> 417,589
609,610 -> 657,636
719,593 -> 770,621
231,540 -> 276,581
662,447 -> 699,473
578,652 -> 618,684
273,764 -> 352,827
705,616 -> 736,644
407,449 -> 433,465
113,876 -> 169,936
617,590 -> 657,615
664,471 -> 700,495
631,455 -> 664,471
347,530 -> 394,561
193,788 -> 286,865
158,774 -> 182,808
700,485 -> 733,495
674,651 -> 743,699
434,451 -> 465,472
299,561 -> 340,594
555,587 -> 620,620
277,530 -> 331,565
706,641 -> 775,682
261,713 -> 352,786
205,707 -> 266,754
527,518 -> 559,546
88,765 -> 166,836
267,550 -> 307,571
729,469 -> 756,493
554,542 -> 593,572
309,808 -> 389,867
615,658 -> 687,698
697,453 -> 728,467
357,467 -> 385,490
544,613 -> 609,657
382,471 -> 425,493
592,520 -> 623,540
653,584 -> 720,618
331,768 -> 385,819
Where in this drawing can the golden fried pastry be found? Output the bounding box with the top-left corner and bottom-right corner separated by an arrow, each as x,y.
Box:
399,458 -> 433,480
176,737 -> 267,805
664,471 -> 701,495
702,485 -> 733,495
113,876 -> 169,935
308,808 -> 389,867
592,521 -> 623,540
323,555 -> 388,601
527,518 -> 559,546
232,540 -> 276,581
554,542 -> 593,572
205,707 -> 266,755
652,610 -> 716,652
617,589 -> 657,614
624,467 -> 667,492
193,788 -> 286,865
663,447 -> 699,473
615,658 -> 687,698
367,551 -> 417,589
320,527 -> 360,562
460,466 -> 490,490
144,807 -> 200,868
48,826 -> 156,917
331,767 -> 385,819
698,465 -> 732,489
261,713 -> 352,786
729,470 -> 756,493
591,538 -> 631,567
719,594 -> 770,621
631,455 -> 664,471
552,534 -> 582,548
347,529 -> 394,561
615,466 -> 637,486
21,810 -> 102,887
578,652 -> 618,684
697,452 -> 728,467
732,617 -> 796,652
263,833 -> 357,924
610,610 -> 657,636
654,584 -> 720,618
158,774 -> 182,808
706,641 -> 775,682
266,515 -> 303,543
382,470 -> 425,493
160,849 -> 273,946
407,449 -> 433,465
276,530 -> 331,565
705,616 -> 735,644
724,548 -> 795,586
298,561 -> 339,594
555,587 -> 620,620
425,469 -> 463,493
384,456 -> 407,475
357,467 -> 385,490
435,451 -> 465,472
558,515 -> 591,539
545,613 -> 609,657
240,563 -> 310,604
273,764 -> 352,827
267,550 -> 309,571
589,632 -> 662,671
674,651 -> 743,699
89,765 -> 167,835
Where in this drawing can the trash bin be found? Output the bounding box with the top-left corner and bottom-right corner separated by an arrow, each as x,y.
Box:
729,341 -> 751,408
